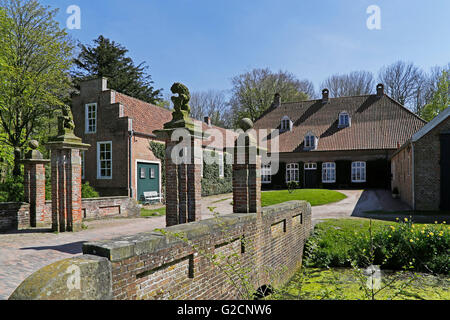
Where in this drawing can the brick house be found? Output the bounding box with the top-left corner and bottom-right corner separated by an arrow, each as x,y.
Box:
391,107 -> 450,211
72,78 -> 234,201
253,84 -> 426,190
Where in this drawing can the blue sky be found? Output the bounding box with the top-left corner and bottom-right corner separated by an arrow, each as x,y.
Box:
42,0 -> 450,97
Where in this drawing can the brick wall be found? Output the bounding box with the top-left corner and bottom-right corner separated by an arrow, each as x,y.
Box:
42,196 -> 140,224
82,200 -> 312,300
392,116 -> 450,211
0,203 -> 30,232
413,118 -> 450,211
0,196 -> 140,232
391,145 -> 413,208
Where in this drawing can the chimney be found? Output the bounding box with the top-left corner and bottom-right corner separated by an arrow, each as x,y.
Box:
204,116 -> 211,127
272,93 -> 281,108
376,83 -> 384,97
322,89 -> 329,104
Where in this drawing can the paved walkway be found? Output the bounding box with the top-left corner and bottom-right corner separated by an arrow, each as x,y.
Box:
0,194 -> 234,300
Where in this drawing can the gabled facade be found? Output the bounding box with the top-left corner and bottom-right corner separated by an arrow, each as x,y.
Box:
72,78 -> 235,201
391,107 -> 450,211
254,84 -> 427,190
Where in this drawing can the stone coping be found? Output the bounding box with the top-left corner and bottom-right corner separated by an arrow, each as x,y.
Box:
44,196 -> 132,204
82,200 -> 308,262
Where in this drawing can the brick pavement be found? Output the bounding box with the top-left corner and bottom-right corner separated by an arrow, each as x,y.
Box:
0,194 -> 234,300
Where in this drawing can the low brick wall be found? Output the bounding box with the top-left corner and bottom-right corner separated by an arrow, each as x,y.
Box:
1,196 -> 140,232
10,200 -> 312,300
0,202 -> 30,232
42,196 -> 140,225
80,196 -> 140,220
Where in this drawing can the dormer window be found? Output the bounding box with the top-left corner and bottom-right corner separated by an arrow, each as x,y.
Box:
339,111 -> 351,128
281,116 -> 292,132
304,132 -> 317,150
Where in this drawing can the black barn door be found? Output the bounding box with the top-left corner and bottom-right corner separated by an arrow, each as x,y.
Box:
441,134 -> 450,210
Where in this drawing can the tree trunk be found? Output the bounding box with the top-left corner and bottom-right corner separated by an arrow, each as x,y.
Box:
13,148 -> 21,177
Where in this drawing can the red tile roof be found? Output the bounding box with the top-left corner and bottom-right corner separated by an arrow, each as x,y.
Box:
253,94 -> 426,153
115,92 -> 236,149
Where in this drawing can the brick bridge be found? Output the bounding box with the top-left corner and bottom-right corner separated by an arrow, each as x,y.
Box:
8,90 -> 312,300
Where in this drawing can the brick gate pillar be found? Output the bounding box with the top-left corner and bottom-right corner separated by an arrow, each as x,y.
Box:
154,83 -> 203,227
233,118 -> 262,215
46,107 -> 90,232
22,140 -> 50,228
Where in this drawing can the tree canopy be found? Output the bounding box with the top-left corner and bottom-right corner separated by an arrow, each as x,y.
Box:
321,71 -> 375,97
420,70 -> 449,121
0,0 -> 74,176
72,35 -> 162,104
229,68 -> 312,125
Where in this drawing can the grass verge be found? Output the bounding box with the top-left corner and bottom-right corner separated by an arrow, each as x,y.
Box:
261,189 -> 347,207
141,207 -> 166,218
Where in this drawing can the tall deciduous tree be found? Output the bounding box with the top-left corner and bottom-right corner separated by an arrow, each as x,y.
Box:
321,71 -> 375,97
230,68 -> 312,125
72,35 -> 162,104
0,0 -> 74,176
190,90 -> 232,128
420,70 -> 449,121
378,61 -> 425,110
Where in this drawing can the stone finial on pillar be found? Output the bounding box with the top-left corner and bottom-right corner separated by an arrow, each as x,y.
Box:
21,140 -> 50,228
46,105 -> 90,232
154,83 -> 204,227
233,118 -> 262,215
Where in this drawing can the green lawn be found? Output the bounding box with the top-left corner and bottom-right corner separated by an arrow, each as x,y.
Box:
141,207 -> 166,218
261,189 -> 347,207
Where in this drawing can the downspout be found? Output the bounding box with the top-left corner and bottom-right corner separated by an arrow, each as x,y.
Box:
411,142 -> 415,210
129,119 -> 134,199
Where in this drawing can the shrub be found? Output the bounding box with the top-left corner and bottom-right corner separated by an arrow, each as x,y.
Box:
0,176 -> 24,202
81,182 -> 100,199
306,219 -> 450,275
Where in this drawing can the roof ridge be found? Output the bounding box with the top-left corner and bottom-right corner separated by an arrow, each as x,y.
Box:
114,90 -> 170,112
279,94 -> 373,105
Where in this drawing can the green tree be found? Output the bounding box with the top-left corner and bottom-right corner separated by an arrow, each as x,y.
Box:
420,70 -> 449,121
230,68 -> 311,126
72,35 -> 162,104
0,0 -> 74,177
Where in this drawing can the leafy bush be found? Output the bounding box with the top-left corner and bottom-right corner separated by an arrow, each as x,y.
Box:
81,182 -> 100,199
305,219 -> 450,275
0,176 -> 24,202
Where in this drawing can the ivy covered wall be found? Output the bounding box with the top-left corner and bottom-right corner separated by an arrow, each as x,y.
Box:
150,141 -> 232,197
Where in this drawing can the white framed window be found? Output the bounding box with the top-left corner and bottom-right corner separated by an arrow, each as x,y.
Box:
322,162 -> 336,183
261,164 -> 272,184
85,103 -> 97,133
304,133 -> 317,150
81,151 -> 85,179
339,111 -> 351,127
150,168 -> 155,179
140,167 -> 146,179
352,161 -> 366,183
218,152 -> 224,178
286,163 -> 299,183
304,162 -> 317,170
97,141 -> 112,179
281,116 -> 292,132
